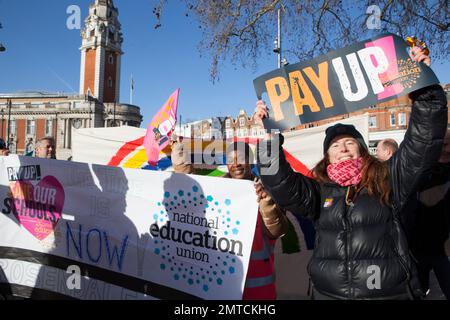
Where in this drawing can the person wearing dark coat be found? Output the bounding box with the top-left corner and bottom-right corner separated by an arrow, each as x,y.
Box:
254,48 -> 448,299
409,128 -> 450,299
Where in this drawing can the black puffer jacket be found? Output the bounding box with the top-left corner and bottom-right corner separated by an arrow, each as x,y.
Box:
258,85 -> 448,300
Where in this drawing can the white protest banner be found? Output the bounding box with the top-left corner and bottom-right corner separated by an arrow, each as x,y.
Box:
71,126 -> 149,169
0,156 -> 258,300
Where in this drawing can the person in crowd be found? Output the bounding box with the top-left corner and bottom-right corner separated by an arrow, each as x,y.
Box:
35,137 -> 56,159
373,130 -> 449,299
0,138 -> 10,156
376,138 -> 398,161
226,141 -> 288,299
254,47 -> 448,299
408,128 -> 450,299
171,138 -> 289,299
170,134 -> 194,174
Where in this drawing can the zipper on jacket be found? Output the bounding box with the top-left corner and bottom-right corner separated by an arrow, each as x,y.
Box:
343,186 -> 354,299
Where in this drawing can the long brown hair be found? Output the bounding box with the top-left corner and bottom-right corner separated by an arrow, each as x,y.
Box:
312,145 -> 391,204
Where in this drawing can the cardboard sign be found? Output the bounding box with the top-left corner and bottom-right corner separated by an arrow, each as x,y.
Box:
254,33 -> 439,130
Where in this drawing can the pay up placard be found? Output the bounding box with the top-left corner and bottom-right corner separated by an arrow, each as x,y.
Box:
253,33 -> 439,130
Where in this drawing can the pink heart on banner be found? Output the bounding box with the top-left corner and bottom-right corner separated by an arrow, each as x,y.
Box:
11,176 -> 65,240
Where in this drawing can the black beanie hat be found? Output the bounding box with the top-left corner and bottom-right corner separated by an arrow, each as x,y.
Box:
323,123 -> 368,153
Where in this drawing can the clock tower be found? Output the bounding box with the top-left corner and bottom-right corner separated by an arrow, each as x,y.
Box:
79,0 -> 123,103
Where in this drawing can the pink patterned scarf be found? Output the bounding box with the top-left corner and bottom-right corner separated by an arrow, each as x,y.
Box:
327,157 -> 364,187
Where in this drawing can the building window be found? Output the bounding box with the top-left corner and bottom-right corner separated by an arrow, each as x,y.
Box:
390,113 -> 396,127
108,77 -> 113,88
9,120 -> 16,135
398,112 -> 406,126
26,142 -> 34,154
369,141 -> 378,156
45,120 -> 53,136
239,117 -> 245,127
26,120 -> 36,135
109,54 -> 114,64
251,127 -> 258,137
73,101 -> 81,108
369,116 -> 377,128
8,143 -> 16,154
242,129 -> 248,137
225,119 -> 231,128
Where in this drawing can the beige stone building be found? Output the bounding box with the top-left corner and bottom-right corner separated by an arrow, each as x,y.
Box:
0,0 -> 142,159
175,109 -> 266,140
223,110 -> 265,139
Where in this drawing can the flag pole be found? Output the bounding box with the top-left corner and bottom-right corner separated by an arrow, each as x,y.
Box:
130,74 -> 134,105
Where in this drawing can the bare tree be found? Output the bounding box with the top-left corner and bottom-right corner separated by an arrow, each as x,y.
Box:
153,0 -> 449,81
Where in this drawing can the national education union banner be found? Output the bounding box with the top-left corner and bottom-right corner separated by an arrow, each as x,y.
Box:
0,155 -> 258,300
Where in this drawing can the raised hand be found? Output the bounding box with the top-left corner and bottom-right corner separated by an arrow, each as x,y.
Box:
254,178 -> 270,203
254,100 -> 269,121
409,46 -> 431,67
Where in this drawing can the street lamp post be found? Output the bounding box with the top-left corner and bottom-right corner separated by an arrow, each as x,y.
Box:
273,7 -> 287,68
54,112 -> 58,146
277,8 -> 281,68
1,107 -> 4,137
6,98 -> 11,147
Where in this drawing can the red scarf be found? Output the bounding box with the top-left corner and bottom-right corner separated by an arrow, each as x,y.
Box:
327,157 -> 363,187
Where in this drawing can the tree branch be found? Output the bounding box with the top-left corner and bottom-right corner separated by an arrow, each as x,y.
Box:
232,0 -> 281,38
412,12 -> 449,31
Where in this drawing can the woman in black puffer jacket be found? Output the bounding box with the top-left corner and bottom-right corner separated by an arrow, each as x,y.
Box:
255,48 -> 448,300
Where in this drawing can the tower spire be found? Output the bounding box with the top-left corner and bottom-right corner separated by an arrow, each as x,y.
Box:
79,0 -> 123,103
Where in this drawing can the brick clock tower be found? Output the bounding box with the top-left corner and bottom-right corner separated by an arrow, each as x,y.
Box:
79,0 -> 123,103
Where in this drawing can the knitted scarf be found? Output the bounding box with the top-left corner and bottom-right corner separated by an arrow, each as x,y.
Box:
327,157 -> 363,187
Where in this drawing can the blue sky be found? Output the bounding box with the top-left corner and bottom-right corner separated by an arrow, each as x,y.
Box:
0,0 -> 449,128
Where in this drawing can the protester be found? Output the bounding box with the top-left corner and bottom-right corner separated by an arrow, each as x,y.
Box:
408,128 -> 450,299
170,134 -> 194,174
171,138 -> 289,299
0,138 -> 9,156
35,137 -> 56,159
376,138 -> 398,161
374,131 -> 449,299
226,141 -> 288,299
254,47 -> 448,299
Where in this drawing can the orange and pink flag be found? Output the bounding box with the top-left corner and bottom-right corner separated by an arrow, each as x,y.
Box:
144,89 -> 180,165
